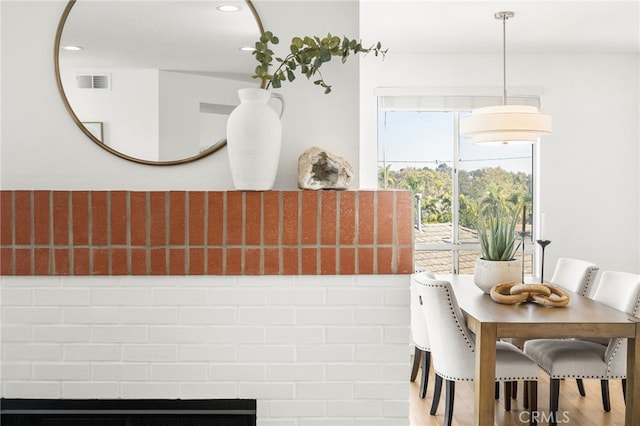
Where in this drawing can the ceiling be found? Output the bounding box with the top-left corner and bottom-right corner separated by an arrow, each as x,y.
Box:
58,0 -> 261,81
361,0 -> 640,54
57,0 -> 639,82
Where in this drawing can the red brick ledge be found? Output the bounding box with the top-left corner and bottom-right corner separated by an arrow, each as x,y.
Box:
0,190 -> 414,276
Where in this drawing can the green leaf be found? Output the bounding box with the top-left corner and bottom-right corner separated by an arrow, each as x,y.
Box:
253,30 -> 386,94
304,36 -> 317,48
476,202 -> 521,261
299,53 -> 310,64
320,48 -> 331,62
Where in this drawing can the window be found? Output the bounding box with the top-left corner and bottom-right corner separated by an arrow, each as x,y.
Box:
377,95 -> 538,274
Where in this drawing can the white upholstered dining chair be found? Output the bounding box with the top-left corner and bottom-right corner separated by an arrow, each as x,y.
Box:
416,277 -> 539,426
524,271 -> 640,425
410,270 -> 436,398
550,257 -> 599,296
509,257 -> 599,401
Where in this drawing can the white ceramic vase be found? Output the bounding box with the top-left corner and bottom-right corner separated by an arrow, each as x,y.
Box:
226,88 -> 285,190
473,258 -> 522,294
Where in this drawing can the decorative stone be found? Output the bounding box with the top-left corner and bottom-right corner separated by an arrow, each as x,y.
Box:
297,146 -> 353,190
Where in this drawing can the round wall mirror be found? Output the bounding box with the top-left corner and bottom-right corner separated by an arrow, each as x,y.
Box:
55,0 -> 264,165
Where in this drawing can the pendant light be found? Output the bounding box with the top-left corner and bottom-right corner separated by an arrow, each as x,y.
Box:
460,11 -> 551,144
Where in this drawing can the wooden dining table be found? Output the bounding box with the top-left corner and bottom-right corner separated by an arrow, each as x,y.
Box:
440,274 -> 640,426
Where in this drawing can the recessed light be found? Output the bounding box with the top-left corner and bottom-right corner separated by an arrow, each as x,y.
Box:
239,46 -> 255,52
63,45 -> 83,51
217,5 -> 240,12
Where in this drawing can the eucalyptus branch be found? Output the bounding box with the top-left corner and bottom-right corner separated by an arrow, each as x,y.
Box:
252,31 -> 387,94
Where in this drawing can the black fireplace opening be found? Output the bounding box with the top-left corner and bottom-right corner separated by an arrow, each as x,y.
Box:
0,398 -> 256,426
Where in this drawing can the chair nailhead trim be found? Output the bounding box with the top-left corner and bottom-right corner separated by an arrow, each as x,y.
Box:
606,338 -> 624,375
582,267 -> 599,296
428,282 -> 474,351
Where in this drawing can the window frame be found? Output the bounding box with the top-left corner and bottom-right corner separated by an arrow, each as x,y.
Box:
377,96 -> 540,275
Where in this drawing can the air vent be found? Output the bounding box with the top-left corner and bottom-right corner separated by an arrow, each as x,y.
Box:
76,74 -> 110,90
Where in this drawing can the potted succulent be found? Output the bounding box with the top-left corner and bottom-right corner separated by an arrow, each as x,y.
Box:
473,202 -> 523,293
226,31 -> 386,190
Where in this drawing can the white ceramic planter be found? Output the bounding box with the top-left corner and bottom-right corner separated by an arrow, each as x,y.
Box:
473,258 -> 522,294
226,88 -> 285,190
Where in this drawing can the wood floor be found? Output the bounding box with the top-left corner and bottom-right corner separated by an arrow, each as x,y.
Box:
409,363 -> 627,425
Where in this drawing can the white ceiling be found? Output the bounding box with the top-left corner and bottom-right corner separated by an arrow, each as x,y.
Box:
58,0 -> 260,81
57,0 -> 640,81
361,0 -> 640,54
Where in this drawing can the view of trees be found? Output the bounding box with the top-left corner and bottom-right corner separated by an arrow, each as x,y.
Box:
378,164 -> 532,229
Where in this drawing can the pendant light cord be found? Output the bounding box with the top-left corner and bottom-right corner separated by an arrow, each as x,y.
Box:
502,14 -> 507,105
495,11 -> 514,105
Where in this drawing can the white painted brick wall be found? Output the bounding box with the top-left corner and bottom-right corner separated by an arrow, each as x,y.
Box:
90,288 -> 152,305
34,325 -> 90,342
150,364 -> 208,381
33,289 -> 90,305
91,325 -> 148,342
123,344 -> 178,361
121,307 -> 178,324
3,307 -> 61,323
64,344 -> 121,361
2,364 -> 33,380
1,288 -> 33,305
179,307 -> 236,324
266,326 -> 323,344
152,288 -> 209,306
34,364 -> 91,380
92,364 -> 149,381
1,275 -> 410,425
63,307 -> 119,324
179,345 -> 236,361
2,325 -> 32,342
62,382 -> 120,399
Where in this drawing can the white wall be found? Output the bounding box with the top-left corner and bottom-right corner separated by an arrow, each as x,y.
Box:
62,68 -> 160,161
0,0 -> 360,190
158,71 -> 247,161
360,51 -> 640,274
4,2 -> 638,275
1,275 -> 410,425
1,2 -> 413,425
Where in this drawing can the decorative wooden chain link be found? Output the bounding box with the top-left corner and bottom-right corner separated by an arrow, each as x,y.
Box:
490,282 -> 570,307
